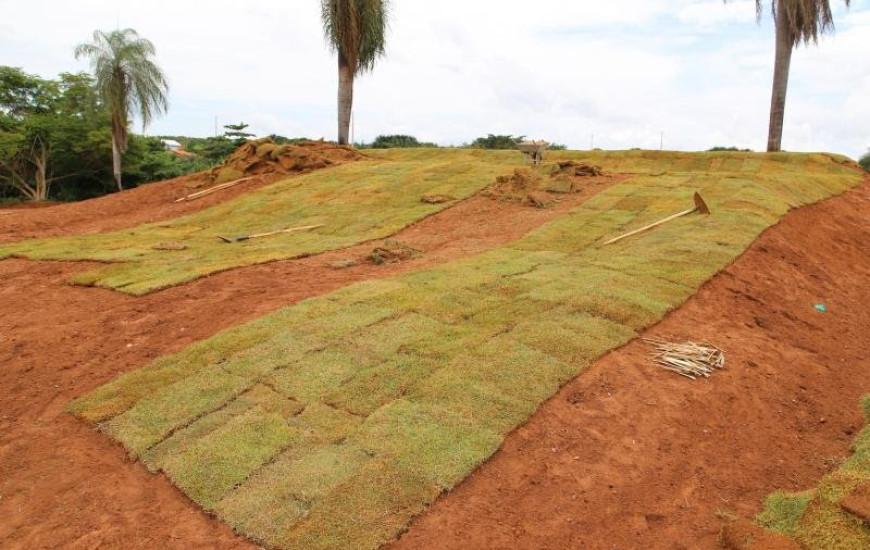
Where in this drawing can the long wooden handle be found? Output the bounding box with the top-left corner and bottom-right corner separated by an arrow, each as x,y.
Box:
247,224 -> 325,239
602,208 -> 696,246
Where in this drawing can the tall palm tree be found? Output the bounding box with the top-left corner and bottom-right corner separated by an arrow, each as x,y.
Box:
320,0 -> 389,145
736,1 -> 850,152
75,29 -> 168,190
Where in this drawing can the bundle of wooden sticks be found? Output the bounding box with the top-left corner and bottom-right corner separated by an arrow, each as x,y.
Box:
644,338 -> 725,380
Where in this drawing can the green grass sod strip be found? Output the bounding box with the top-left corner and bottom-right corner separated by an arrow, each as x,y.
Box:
755,397 -> 870,549
0,150 -> 522,295
67,152 -> 865,549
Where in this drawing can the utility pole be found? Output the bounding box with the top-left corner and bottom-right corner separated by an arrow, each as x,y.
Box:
214,116 -> 218,137
660,131 -> 664,151
590,134 -> 594,150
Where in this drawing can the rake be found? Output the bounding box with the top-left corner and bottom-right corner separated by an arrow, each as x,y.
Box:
217,224 -> 324,243
603,192 -> 711,246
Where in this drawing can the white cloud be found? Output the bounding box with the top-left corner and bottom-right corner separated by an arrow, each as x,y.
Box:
0,0 -> 867,158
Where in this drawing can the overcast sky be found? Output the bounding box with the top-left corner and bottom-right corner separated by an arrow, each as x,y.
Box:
1,0 -> 867,157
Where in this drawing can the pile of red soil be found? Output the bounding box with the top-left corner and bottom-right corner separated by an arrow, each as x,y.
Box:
368,239 -> 423,265
482,169 -> 555,208
208,139 -> 364,184
546,160 -> 606,194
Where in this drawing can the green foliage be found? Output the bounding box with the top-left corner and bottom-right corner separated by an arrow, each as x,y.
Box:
222,122 -> 255,146
470,134 -> 525,149
0,67 -> 114,201
369,134 -> 437,149
268,134 -> 312,145
68,150 -> 864,550
708,146 -> 753,152
859,151 -> 869,171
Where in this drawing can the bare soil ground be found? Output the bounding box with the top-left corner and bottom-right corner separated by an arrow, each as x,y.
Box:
1,175 -> 867,550
0,176 -> 616,549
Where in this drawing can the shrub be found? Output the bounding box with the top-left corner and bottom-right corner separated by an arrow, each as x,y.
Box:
859,151 -> 870,171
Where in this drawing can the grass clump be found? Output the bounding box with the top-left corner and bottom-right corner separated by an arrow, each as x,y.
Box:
755,397 -> 870,549
67,150 -> 864,550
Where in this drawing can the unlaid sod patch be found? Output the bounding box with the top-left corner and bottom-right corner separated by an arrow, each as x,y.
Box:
0,149 -> 521,295
756,397 -> 870,549
68,151 -> 863,549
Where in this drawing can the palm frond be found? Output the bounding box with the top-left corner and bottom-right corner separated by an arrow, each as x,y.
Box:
742,0 -> 851,44
74,27 -> 169,140
320,0 -> 389,75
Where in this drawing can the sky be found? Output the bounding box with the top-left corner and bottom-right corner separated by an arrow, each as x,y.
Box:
1,0 -> 868,158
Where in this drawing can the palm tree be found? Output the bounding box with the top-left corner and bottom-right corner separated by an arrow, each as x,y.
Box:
75,29 -> 168,190
320,0 -> 390,145
735,1 -> 850,152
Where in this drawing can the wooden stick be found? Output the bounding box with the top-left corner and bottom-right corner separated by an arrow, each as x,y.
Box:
218,224 -> 324,243
175,177 -> 255,203
602,207 -> 696,246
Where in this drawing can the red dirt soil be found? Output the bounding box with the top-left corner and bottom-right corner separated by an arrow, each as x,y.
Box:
1,176 -> 868,550
0,141 -> 361,244
0,177 -> 616,549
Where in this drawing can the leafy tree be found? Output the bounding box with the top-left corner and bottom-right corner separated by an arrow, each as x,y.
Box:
268,134 -> 312,145
708,146 -> 753,152
859,151 -> 870,171
75,28 -> 169,190
728,0 -> 850,152
0,68 -> 112,201
320,0 -> 390,145
223,122 -> 255,145
370,134 -> 436,148
470,134 -> 526,150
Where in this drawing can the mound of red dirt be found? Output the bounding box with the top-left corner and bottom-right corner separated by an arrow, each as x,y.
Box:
483,169 -> 556,208
208,138 -> 364,184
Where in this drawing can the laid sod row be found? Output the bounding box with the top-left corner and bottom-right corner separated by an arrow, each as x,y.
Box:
0,149 -> 522,295
68,151 -> 863,550
756,397 -> 870,549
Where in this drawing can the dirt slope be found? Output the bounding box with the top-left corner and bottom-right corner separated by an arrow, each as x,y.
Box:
0,175 -> 868,550
0,178 -> 615,550
389,179 -> 870,550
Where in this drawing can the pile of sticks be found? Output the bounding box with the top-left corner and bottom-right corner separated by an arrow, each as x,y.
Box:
644,338 -> 725,380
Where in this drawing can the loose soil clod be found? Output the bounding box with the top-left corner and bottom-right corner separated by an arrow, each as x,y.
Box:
151,242 -> 188,251
368,239 -> 423,265
420,194 -> 456,204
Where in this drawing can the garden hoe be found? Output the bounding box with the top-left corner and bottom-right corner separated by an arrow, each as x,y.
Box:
218,224 -> 324,243
602,192 -> 710,246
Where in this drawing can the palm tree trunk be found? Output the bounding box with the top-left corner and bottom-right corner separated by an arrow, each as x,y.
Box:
767,11 -> 794,153
337,53 -> 354,146
111,131 -> 123,190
